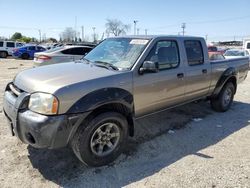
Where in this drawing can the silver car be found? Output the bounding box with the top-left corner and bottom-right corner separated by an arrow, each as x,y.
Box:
34,45 -> 93,66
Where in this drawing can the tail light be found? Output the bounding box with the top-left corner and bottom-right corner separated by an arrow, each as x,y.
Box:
37,55 -> 51,61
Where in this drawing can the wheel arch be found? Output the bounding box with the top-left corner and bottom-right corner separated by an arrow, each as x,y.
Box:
67,88 -> 135,137
212,67 -> 237,97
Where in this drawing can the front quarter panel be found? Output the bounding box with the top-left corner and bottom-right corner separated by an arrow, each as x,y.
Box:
54,71 -> 133,114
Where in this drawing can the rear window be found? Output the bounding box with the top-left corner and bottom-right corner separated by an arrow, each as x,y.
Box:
247,43 -> 250,49
0,41 -> 3,47
6,42 -> 15,48
208,46 -> 217,52
184,40 -> 204,66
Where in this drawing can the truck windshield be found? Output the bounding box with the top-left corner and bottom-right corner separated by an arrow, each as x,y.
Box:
84,38 -> 149,70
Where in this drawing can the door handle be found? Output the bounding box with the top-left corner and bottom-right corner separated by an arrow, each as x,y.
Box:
202,69 -> 207,74
177,73 -> 184,78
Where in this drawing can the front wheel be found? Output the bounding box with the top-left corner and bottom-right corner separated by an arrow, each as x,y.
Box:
211,82 -> 235,112
71,112 -> 128,167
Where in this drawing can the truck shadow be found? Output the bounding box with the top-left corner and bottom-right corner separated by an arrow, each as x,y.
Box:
27,101 -> 250,187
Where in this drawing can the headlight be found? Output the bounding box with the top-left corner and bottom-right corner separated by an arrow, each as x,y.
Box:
28,93 -> 59,115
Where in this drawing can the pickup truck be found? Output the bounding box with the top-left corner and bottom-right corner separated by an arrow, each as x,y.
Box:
3,35 -> 249,166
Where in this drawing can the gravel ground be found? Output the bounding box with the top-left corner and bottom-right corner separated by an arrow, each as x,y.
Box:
0,58 -> 249,188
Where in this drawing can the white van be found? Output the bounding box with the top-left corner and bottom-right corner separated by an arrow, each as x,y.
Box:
243,39 -> 250,54
0,41 -> 24,58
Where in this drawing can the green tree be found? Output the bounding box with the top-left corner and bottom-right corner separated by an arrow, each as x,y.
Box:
19,36 -> 31,43
11,32 -> 22,40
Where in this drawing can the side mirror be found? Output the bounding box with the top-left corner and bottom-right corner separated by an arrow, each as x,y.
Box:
139,61 -> 159,74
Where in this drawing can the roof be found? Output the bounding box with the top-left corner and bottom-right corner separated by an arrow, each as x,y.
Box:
109,35 -> 204,40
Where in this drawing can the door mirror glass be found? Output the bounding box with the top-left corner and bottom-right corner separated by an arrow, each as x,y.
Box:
139,61 -> 159,74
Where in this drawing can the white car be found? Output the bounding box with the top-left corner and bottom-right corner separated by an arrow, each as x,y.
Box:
243,39 -> 250,54
33,45 -> 93,66
224,49 -> 250,59
0,41 -> 24,58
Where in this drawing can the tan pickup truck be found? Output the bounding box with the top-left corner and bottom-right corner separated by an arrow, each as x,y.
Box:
3,35 -> 249,166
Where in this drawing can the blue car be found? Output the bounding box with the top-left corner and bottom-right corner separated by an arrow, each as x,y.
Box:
12,45 -> 46,59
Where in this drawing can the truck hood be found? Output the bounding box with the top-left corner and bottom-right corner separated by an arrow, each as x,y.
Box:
14,62 -> 119,93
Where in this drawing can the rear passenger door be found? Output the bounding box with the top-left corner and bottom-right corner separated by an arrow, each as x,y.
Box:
184,40 -> 211,100
6,42 -> 15,55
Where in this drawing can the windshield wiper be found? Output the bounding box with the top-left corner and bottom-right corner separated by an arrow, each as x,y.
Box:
81,57 -> 91,64
94,61 -> 119,70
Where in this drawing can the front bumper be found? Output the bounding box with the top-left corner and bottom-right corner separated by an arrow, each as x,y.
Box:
3,83 -> 87,149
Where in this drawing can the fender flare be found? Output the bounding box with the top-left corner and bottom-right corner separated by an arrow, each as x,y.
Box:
66,87 -> 133,114
212,67 -> 237,97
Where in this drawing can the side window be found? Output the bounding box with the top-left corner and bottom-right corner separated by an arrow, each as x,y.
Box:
37,46 -> 45,51
247,43 -> 250,49
185,40 -> 204,66
61,49 -> 72,55
246,51 -> 249,56
28,46 -> 36,50
6,42 -> 15,48
83,47 -> 92,55
0,41 -> 3,47
145,40 -> 179,70
70,47 -> 85,55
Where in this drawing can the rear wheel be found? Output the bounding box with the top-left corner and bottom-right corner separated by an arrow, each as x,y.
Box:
71,112 -> 128,167
211,82 -> 235,112
21,53 -> 30,59
0,51 -> 8,58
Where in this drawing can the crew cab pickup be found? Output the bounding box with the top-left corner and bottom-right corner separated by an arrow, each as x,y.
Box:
3,36 -> 249,166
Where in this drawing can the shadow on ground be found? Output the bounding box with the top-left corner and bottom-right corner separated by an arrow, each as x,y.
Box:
27,101 -> 250,187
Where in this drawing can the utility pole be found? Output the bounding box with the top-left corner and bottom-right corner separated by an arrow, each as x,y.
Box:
133,20 -> 138,35
81,26 -> 84,41
137,28 -> 140,35
38,29 -> 41,43
181,23 -> 186,36
92,27 -> 96,42
74,16 -> 77,42
205,34 -> 208,42
145,29 -> 148,36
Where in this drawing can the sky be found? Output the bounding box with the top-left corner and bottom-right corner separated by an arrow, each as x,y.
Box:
0,0 -> 250,42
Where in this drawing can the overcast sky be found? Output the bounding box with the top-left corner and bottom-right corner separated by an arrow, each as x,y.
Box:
0,0 -> 250,42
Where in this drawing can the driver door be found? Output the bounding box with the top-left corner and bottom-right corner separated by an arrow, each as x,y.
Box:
133,40 -> 186,117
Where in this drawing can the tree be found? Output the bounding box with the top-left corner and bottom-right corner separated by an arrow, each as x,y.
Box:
60,27 -> 76,42
105,19 -> 130,36
11,32 -> 22,40
16,36 -> 32,43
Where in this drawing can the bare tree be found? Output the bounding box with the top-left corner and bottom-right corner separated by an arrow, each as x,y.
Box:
61,27 -> 76,42
105,19 -> 130,36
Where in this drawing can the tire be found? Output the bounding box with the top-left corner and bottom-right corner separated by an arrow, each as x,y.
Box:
0,51 -> 8,58
71,112 -> 128,167
21,53 -> 30,59
211,82 -> 235,112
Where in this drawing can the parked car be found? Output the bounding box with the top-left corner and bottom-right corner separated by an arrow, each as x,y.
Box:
224,49 -> 250,59
12,45 -> 46,59
3,35 -> 249,166
0,41 -> 24,58
208,45 -> 226,54
33,45 -> 93,66
243,38 -> 250,54
208,51 -> 225,61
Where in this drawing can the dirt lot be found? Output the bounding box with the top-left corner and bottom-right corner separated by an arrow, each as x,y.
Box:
0,58 -> 250,188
